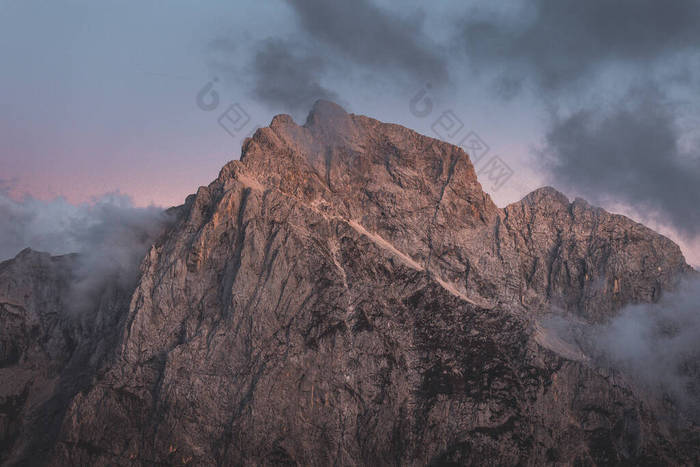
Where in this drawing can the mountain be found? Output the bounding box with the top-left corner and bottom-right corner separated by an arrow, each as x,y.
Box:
1,101 -> 698,465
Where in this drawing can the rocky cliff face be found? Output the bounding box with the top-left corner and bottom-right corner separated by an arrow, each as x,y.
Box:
1,101 -> 698,465
0,249 -> 132,465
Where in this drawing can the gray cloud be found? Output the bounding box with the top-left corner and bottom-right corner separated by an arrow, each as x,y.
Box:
250,38 -> 339,115
0,178 -> 18,194
594,279 -> 700,420
541,277 -> 700,421
540,84 -> 700,238
460,0 -> 700,93
286,0 -> 448,86
1,195 -> 81,261
0,193 -> 166,261
0,193 -> 172,313
211,0 -> 447,113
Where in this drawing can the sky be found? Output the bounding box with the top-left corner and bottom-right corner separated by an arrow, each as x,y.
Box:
1,0 -> 700,266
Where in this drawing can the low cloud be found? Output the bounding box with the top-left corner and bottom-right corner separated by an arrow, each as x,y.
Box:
541,278 -> 700,420
594,279 -> 700,420
0,178 -> 18,193
0,192 -> 166,261
0,192 -> 172,313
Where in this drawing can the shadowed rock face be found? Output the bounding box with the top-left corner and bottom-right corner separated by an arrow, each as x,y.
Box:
1,101 -> 698,465
0,249 -> 133,465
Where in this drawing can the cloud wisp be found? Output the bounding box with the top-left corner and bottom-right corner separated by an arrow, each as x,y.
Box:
594,278 -> 700,420
541,277 -> 700,421
0,192 -> 173,313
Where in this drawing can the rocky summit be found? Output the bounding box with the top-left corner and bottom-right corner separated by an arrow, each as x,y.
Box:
1,101 -> 699,465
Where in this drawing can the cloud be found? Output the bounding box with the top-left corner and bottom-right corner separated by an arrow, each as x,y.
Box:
0,194 -> 82,261
540,84 -> 700,238
286,0 -> 447,86
0,192 -> 172,313
0,178 -> 18,194
249,38 -> 339,115
541,277 -> 700,420
0,193 -> 165,261
594,278 -> 700,420
211,0 -> 447,113
459,0 -> 700,94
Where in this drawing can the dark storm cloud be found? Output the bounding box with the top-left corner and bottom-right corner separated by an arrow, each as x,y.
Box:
286,0 -> 448,86
540,85 -> 700,237
460,0 -> 700,92
250,38 -> 338,114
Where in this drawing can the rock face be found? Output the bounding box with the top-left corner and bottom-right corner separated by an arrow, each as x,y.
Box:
1,101 -> 698,465
0,249 -> 131,465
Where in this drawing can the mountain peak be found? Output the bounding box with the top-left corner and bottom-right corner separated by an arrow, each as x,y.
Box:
266,100 -> 354,142
5,104 -> 696,466
520,185 -> 570,206
236,99 -> 497,239
304,99 -> 349,127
